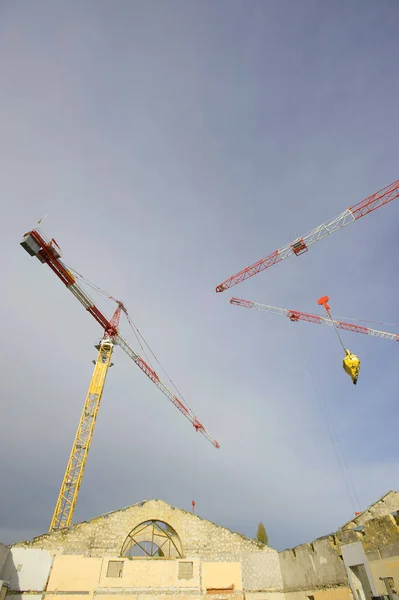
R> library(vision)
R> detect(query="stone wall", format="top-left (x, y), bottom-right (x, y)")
top-left (10, 494), bottom-right (399, 599)
top-left (341, 490), bottom-right (399, 530)
top-left (278, 509), bottom-right (399, 598)
top-left (240, 552), bottom-right (283, 592)
top-left (341, 513), bottom-right (399, 598)
top-left (14, 499), bottom-right (274, 561)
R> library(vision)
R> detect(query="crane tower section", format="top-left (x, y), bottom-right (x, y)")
top-left (50, 338), bottom-right (114, 531)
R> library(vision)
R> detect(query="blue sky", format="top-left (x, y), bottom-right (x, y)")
top-left (0, 0), bottom-right (398, 551)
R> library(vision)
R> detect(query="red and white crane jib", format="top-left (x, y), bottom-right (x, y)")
top-left (230, 297), bottom-right (399, 343)
top-left (115, 333), bottom-right (220, 448)
top-left (216, 179), bottom-right (399, 293)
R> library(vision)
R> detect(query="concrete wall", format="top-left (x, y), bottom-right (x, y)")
top-left (2, 547), bottom-right (53, 592)
top-left (279, 537), bottom-right (348, 593)
top-left (341, 541), bottom-right (377, 599)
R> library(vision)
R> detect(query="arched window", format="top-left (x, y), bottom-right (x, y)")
top-left (121, 520), bottom-right (183, 557)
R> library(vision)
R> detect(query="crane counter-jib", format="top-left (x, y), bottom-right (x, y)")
top-left (21, 229), bottom-right (115, 334)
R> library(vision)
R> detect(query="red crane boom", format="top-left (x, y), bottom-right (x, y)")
top-left (21, 228), bottom-right (220, 449)
top-left (230, 297), bottom-right (399, 343)
top-left (216, 179), bottom-right (399, 292)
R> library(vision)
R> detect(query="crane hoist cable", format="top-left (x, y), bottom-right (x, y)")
top-left (317, 296), bottom-right (347, 353)
top-left (294, 326), bottom-right (361, 513)
top-left (317, 296), bottom-right (361, 385)
top-left (331, 316), bottom-right (399, 328)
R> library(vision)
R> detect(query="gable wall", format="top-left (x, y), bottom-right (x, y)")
top-left (13, 500), bottom-right (274, 561)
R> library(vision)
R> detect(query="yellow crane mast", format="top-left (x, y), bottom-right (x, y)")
top-left (50, 338), bottom-right (114, 531)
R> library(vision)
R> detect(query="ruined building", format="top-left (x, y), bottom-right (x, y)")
top-left (0, 491), bottom-right (398, 600)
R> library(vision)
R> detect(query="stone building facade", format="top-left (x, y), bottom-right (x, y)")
top-left (0, 492), bottom-right (398, 600)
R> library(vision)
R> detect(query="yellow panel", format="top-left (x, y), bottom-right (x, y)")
top-left (314, 589), bottom-right (352, 600)
top-left (201, 562), bottom-right (242, 591)
top-left (47, 554), bottom-right (102, 591)
top-left (369, 557), bottom-right (399, 596)
top-left (96, 596), bottom-right (201, 600)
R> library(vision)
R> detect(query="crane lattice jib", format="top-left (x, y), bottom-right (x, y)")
top-left (216, 179), bottom-right (399, 292)
top-left (230, 298), bottom-right (399, 343)
top-left (116, 333), bottom-right (219, 448)
top-left (21, 228), bottom-right (219, 448)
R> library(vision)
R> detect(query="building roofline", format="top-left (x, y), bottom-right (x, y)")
top-left (340, 490), bottom-right (397, 529)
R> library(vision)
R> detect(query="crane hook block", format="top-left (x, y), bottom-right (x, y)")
top-left (343, 350), bottom-right (360, 385)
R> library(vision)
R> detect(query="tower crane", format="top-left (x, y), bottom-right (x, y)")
top-left (21, 227), bottom-right (219, 532)
top-left (230, 296), bottom-right (399, 383)
top-left (216, 179), bottom-right (399, 293)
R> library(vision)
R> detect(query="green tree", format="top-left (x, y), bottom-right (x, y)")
top-left (157, 546), bottom-right (165, 557)
top-left (256, 522), bottom-right (268, 545)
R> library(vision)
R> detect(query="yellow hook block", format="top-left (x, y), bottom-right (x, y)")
top-left (343, 350), bottom-right (360, 385)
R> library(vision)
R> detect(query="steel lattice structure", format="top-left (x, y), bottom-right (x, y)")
top-left (216, 179), bottom-right (399, 292)
top-left (121, 520), bottom-right (183, 557)
top-left (50, 338), bottom-right (115, 530)
top-left (230, 297), bottom-right (399, 343)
